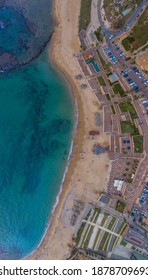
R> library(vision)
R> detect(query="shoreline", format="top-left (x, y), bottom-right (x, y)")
top-left (28, 0), bottom-right (109, 260)
top-left (27, 0), bottom-right (85, 260)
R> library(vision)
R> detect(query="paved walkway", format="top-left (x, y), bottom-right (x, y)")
top-left (83, 219), bottom-right (120, 237)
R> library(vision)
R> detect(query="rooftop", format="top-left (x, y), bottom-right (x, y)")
top-left (109, 73), bottom-right (119, 83)
top-left (114, 180), bottom-right (124, 191)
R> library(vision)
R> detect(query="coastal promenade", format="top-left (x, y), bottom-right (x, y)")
top-left (73, 0), bottom-right (148, 259)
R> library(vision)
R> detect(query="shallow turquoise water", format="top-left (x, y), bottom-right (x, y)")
top-left (0, 0), bottom-right (75, 260)
top-left (0, 37), bottom-right (74, 259)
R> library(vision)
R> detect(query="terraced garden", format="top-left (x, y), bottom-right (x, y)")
top-left (133, 135), bottom-right (143, 153)
top-left (119, 101), bottom-right (138, 120)
top-left (113, 83), bottom-right (126, 97)
top-left (120, 121), bottom-right (139, 136)
top-left (76, 207), bottom-right (127, 256)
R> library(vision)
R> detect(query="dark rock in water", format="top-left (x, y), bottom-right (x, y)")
top-left (0, 52), bottom-right (18, 72)
top-left (0, 0), bottom-right (53, 73)
top-left (49, 119), bottom-right (71, 134)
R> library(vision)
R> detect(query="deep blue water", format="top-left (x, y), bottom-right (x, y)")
top-left (0, 1), bottom-right (74, 259)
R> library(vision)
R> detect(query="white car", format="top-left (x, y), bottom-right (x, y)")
top-left (142, 100), bottom-right (148, 104)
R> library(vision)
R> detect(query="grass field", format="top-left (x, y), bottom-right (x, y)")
top-left (122, 37), bottom-right (132, 51)
top-left (104, 233), bottom-right (111, 252)
top-left (99, 232), bottom-right (109, 251)
top-left (98, 76), bottom-right (106, 86)
top-left (116, 201), bottom-right (126, 213)
top-left (76, 222), bottom-right (85, 244)
top-left (108, 217), bottom-right (116, 230)
top-left (110, 105), bottom-right (116, 114)
top-left (117, 222), bottom-right (126, 235)
top-left (113, 83), bottom-right (126, 97)
top-left (96, 50), bottom-right (109, 70)
top-left (122, 6), bottom-right (148, 51)
top-left (119, 102), bottom-right (138, 120)
top-left (79, 0), bottom-right (92, 31)
top-left (106, 94), bottom-right (111, 101)
top-left (93, 208), bottom-right (101, 223)
top-left (83, 225), bottom-right (94, 248)
top-left (100, 213), bottom-right (109, 227)
top-left (94, 27), bottom-right (103, 42)
top-left (93, 229), bottom-right (101, 250)
top-left (133, 135), bottom-right (143, 153)
top-left (120, 121), bottom-right (139, 136)
top-left (120, 240), bottom-right (127, 247)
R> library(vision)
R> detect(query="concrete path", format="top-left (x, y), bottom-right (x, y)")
top-left (83, 219), bottom-right (120, 237)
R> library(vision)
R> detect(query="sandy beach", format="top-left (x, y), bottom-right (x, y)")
top-left (28, 0), bottom-right (109, 260)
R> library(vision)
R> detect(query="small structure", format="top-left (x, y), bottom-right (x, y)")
top-left (83, 52), bottom-right (94, 61)
top-left (114, 180), bottom-right (126, 195)
top-left (89, 130), bottom-right (100, 136)
top-left (98, 194), bottom-right (110, 205)
top-left (122, 8), bottom-right (132, 17)
top-left (114, 180), bottom-right (124, 191)
top-left (109, 73), bottom-right (119, 83)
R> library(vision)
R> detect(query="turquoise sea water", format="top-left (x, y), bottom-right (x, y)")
top-left (0, 2), bottom-right (74, 259)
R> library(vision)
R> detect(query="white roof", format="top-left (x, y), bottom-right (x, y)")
top-left (114, 180), bottom-right (124, 191)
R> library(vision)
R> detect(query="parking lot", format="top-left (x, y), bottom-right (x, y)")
top-left (139, 183), bottom-right (148, 207)
top-left (130, 182), bottom-right (148, 225)
top-left (121, 66), bottom-right (148, 93)
top-left (107, 41), bottom-right (148, 92)
top-left (103, 46), bottom-right (117, 65)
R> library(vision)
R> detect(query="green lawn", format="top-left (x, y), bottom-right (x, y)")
top-left (108, 217), bottom-right (116, 230)
top-left (133, 135), bottom-right (143, 153)
top-left (99, 232), bottom-right (109, 251)
top-left (120, 240), bottom-right (127, 247)
top-left (110, 105), bottom-right (116, 114)
top-left (98, 76), bottom-right (106, 86)
top-left (121, 37), bottom-right (132, 51)
top-left (76, 222), bottom-right (85, 244)
top-left (100, 213), bottom-right (109, 226)
top-left (117, 222), bottom-right (126, 234)
top-left (94, 27), bottom-right (103, 42)
top-left (113, 83), bottom-right (126, 97)
top-left (83, 226), bottom-right (94, 248)
top-left (116, 201), bottom-right (126, 213)
top-left (106, 94), bottom-right (111, 101)
top-left (119, 102), bottom-right (138, 120)
top-left (120, 121), bottom-right (139, 136)
top-left (79, 0), bottom-right (92, 31)
top-left (122, 7), bottom-right (148, 51)
top-left (93, 229), bottom-right (101, 250)
top-left (130, 6), bottom-right (148, 51)
top-left (104, 233), bottom-right (111, 252)
top-left (96, 50), bottom-right (109, 70)
top-left (93, 208), bottom-right (101, 223)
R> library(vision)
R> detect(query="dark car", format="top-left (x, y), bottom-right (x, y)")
top-left (134, 87), bottom-right (139, 92)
